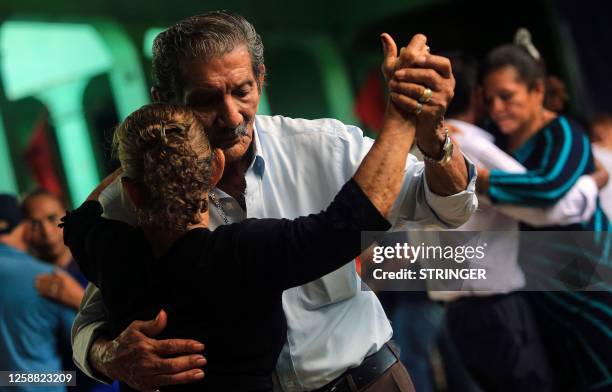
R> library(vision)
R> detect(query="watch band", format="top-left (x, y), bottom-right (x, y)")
top-left (417, 128), bottom-right (454, 166)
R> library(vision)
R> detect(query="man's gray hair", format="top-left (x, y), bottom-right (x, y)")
top-left (152, 10), bottom-right (265, 101)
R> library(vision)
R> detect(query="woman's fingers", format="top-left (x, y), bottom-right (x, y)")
top-left (388, 80), bottom-right (432, 101)
top-left (389, 93), bottom-right (423, 116)
top-left (397, 34), bottom-right (429, 67)
top-left (418, 54), bottom-right (452, 79)
top-left (393, 68), bottom-right (443, 90)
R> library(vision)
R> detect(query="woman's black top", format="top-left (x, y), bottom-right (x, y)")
top-left (62, 179), bottom-right (390, 392)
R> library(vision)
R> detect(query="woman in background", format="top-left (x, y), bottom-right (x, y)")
top-left (477, 41), bottom-right (612, 391)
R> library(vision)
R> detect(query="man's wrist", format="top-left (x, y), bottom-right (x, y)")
top-left (417, 138), bottom-right (445, 160)
top-left (416, 118), bottom-right (447, 159)
top-left (89, 337), bottom-right (115, 382)
top-left (383, 99), bottom-right (415, 129)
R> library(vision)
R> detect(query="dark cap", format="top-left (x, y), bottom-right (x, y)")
top-left (0, 194), bottom-right (23, 235)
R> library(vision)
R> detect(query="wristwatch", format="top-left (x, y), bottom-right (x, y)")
top-left (417, 128), bottom-right (454, 166)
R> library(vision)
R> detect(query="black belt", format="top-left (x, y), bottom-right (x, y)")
top-left (312, 342), bottom-right (399, 392)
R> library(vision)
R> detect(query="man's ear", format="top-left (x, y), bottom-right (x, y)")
top-left (210, 148), bottom-right (226, 188)
top-left (121, 177), bottom-right (143, 209)
top-left (257, 64), bottom-right (266, 93)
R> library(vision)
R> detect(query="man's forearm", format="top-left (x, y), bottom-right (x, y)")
top-left (71, 284), bottom-right (112, 381)
top-left (354, 103), bottom-right (415, 216)
top-left (424, 143), bottom-right (469, 196)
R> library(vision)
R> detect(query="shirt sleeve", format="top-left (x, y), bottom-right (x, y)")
top-left (489, 175), bottom-right (599, 226)
top-left (340, 124), bottom-right (478, 230)
top-left (420, 159), bottom-right (478, 228)
top-left (208, 179), bottom-right (390, 290)
top-left (453, 129), bottom-right (527, 173)
top-left (71, 284), bottom-right (113, 383)
top-left (488, 117), bottom-right (593, 206)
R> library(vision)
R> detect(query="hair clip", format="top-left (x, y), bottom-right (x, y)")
top-left (514, 27), bottom-right (541, 61)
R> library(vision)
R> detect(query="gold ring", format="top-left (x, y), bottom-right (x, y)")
top-left (418, 88), bottom-right (432, 104)
top-left (414, 103), bottom-right (423, 115)
top-left (50, 282), bottom-right (59, 295)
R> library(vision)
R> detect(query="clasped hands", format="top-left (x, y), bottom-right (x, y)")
top-left (381, 33), bottom-right (455, 159)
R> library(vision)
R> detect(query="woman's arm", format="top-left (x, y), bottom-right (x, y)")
top-left (210, 179), bottom-right (390, 290)
top-left (486, 117), bottom-right (593, 206)
top-left (483, 175), bottom-right (599, 226)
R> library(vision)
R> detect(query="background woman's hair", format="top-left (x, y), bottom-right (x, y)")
top-left (112, 103), bottom-right (212, 231)
top-left (480, 43), bottom-right (546, 89)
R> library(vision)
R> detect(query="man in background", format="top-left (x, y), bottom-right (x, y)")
top-left (22, 190), bottom-right (115, 392)
top-left (0, 194), bottom-right (75, 392)
top-left (23, 190), bottom-right (86, 309)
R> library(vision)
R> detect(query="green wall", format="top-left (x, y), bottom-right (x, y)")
top-left (0, 0), bottom-right (580, 206)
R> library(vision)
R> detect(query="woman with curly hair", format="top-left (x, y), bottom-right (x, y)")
top-left (61, 102), bottom-right (417, 392)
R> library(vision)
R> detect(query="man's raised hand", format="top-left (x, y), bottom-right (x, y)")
top-left (383, 33), bottom-right (456, 158)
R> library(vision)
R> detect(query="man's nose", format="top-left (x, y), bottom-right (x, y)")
top-left (216, 96), bottom-right (243, 129)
